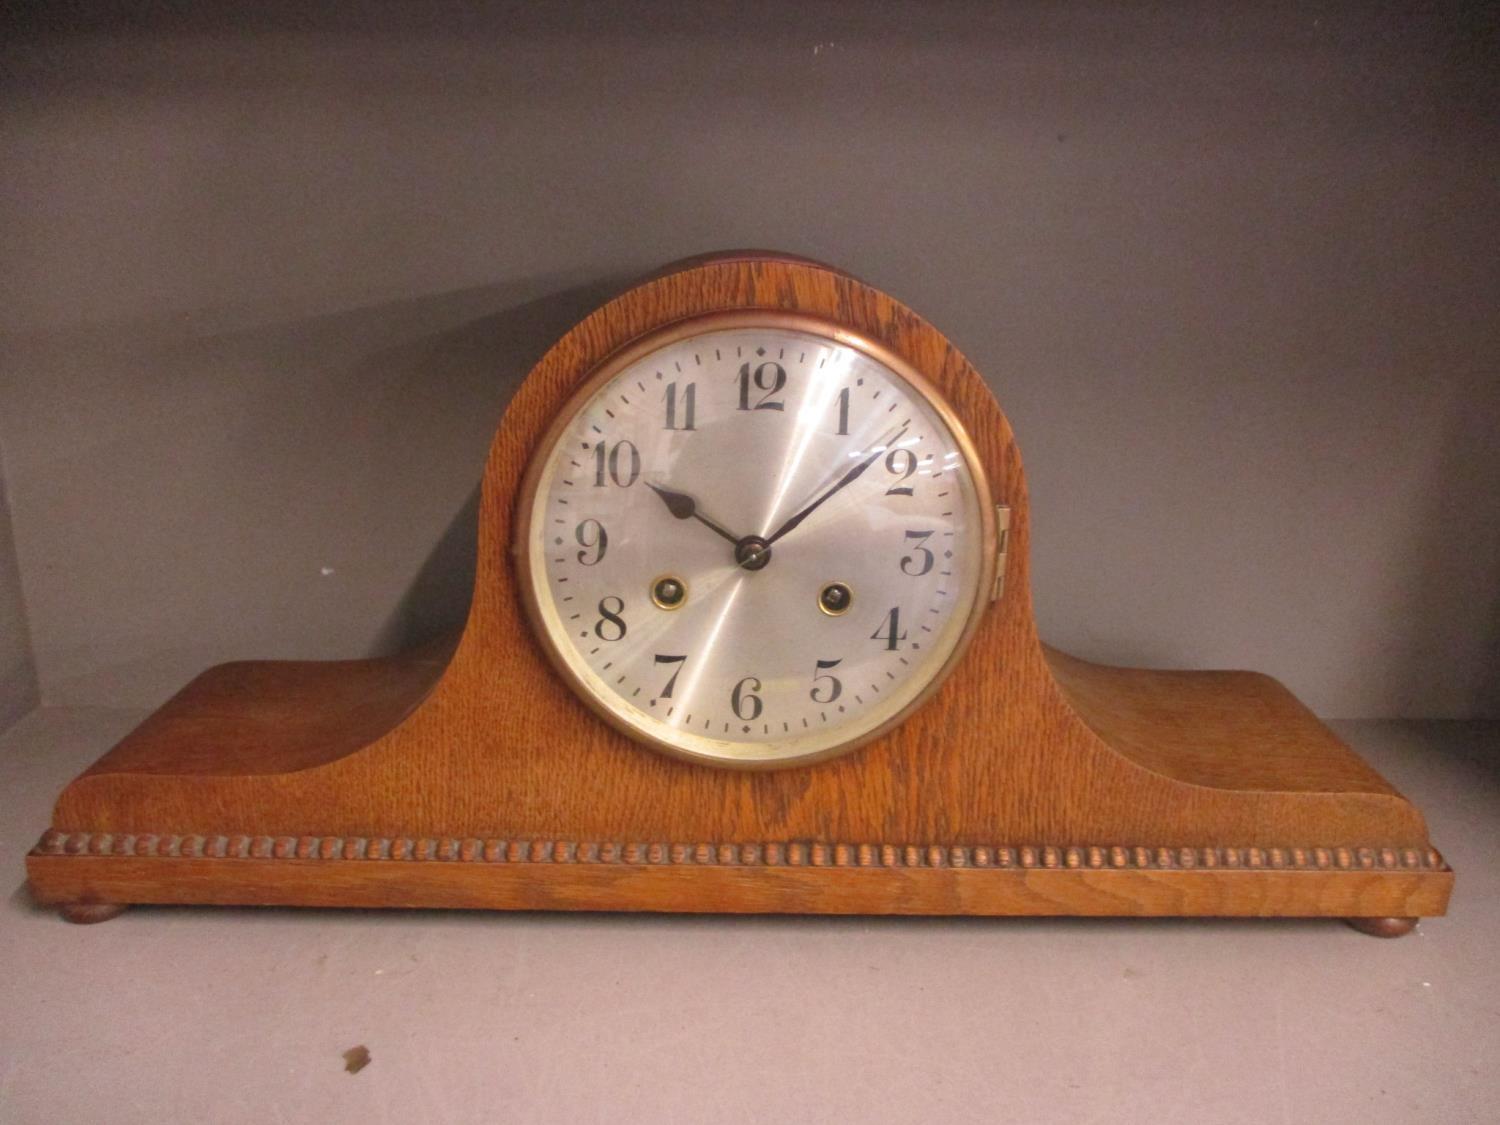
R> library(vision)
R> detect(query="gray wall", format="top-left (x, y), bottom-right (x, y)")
top-left (1, 3), bottom-right (1496, 718)
top-left (0, 441), bottom-right (40, 730)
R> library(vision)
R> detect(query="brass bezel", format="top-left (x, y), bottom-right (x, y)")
top-left (514, 310), bottom-right (998, 770)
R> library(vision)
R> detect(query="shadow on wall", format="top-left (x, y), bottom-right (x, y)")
top-left (1380, 376), bottom-right (1500, 720)
top-left (357, 276), bottom-right (635, 656)
top-left (1487, 590), bottom-right (1500, 720)
top-left (375, 481), bottom-right (479, 656)
top-left (0, 273), bottom-right (633, 708)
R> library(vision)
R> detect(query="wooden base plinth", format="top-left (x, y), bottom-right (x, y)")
top-left (27, 835), bottom-right (1452, 923)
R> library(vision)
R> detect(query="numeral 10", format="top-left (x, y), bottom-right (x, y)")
top-left (592, 441), bottom-right (640, 487)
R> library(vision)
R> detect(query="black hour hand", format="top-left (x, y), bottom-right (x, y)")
top-left (647, 483), bottom-right (741, 546)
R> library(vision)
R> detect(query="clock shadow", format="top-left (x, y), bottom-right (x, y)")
top-left (363, 274), bottom-right (635, 656)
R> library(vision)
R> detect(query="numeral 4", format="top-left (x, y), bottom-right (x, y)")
top-left (871, 607), bottom-right (907, 651)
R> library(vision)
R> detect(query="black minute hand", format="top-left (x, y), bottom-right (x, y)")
top-left (646, 482), bottom-right (742, 546)
top-left (763, 427), bottom-right (909, 547)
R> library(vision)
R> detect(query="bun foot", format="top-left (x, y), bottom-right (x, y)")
top-left (58, 903), bottom-right (128, 925)
top-left (1345, 916), bottom-right (1417, 938)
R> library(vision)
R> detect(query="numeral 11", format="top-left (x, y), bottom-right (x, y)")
top-left (664, 382), bottom-right (696, 431)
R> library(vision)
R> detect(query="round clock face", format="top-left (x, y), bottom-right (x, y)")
top-left (517, 311), bottom-right (995, 767)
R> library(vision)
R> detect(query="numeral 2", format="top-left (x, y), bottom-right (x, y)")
top-left (884, 448), bottom-right (917, 496)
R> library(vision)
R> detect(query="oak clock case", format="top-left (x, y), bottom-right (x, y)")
top-left (25, 251), bottom-right (1452, 935)
top-left (515, 312), bottom-right (997, 768)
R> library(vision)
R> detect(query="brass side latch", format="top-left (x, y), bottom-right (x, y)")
top-left (992, 504), bottom-right (1010, 601)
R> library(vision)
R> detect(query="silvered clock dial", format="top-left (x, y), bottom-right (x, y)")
top-left (517, 311), bottom-right (997, 767)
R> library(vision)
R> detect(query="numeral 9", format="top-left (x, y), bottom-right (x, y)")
top-left (575, 519), bottom-right (608, 566)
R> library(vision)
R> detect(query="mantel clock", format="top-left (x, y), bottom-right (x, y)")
top-left (26, 252), bottom-right (1452, 936)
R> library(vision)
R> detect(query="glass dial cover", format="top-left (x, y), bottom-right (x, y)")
top-left (518, 313), bottom-right (995, 767)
